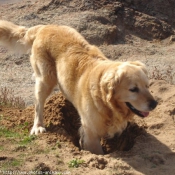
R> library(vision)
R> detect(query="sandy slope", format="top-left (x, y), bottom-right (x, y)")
top-left (0, 0), bottom-right (23, 4)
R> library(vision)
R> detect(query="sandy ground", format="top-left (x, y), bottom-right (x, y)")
top-left (0, 0), bottom-right (23, 4)
top-left (0, 0), bottom-right (175, 174)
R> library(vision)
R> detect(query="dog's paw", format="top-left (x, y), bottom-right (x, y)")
top-left (30, 125), bottom-right (46, 135)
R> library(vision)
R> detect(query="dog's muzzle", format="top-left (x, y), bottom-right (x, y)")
top-left (125, 100), bottom-right (158, 118)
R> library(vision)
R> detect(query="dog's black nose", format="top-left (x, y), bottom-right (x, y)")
top-left (149, 100), bottom-right (158, 110)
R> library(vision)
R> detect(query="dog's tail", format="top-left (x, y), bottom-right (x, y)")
top-left (0, 20), bottom-right (43, 55)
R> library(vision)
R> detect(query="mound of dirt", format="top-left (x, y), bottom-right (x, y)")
top-left (0, 92), bottom-right (146, 154)
top-left (36, 0), bottom-right (174, 41)
top-left (43, 93), bottom-right (81, 147)
top-left (44, 93), bottom-right (147, 154)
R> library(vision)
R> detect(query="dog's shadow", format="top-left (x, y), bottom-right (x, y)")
top-left (44, 93), bottom-right (175, 175)
top-left (107, 123), bottom-right (175, 175)
top-left (109, 128), bottom-right (175, 175)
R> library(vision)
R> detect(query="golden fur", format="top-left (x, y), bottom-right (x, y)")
top-left (0, 20), bottom-right (157, 154)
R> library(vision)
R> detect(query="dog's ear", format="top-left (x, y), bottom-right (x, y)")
top-left (101, 70), bottom-right (123, 102)
top-left (129, 61), bottom-right (148, 75)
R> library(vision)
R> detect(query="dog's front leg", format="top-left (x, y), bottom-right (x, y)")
top-left (79, 126), bottom-right (104, 155)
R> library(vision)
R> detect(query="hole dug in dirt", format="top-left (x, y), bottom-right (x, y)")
top-left (0, 156), bottom-right (7, 161)
top-left (43, 92), bottom-right (145, 154)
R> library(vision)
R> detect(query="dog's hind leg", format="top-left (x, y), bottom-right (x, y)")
top-left (30, 54), bottom-right (57, 135)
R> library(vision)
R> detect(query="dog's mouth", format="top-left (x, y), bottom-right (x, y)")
top-left (125, 102), bottom-right (149, 118)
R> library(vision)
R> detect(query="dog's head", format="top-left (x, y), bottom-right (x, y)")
top-left (101, 61), bottom-right (157, 117)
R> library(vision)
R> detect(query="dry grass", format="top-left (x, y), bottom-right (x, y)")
top-left (0, 87), bottom-right (26, 109)
top-left (149, 65), bottom-right (174, 84)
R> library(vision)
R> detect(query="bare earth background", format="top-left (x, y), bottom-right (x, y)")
top-left (0, 0), bottom-right (23, 4)
top-left (0, 0), bottom-right (175, 174)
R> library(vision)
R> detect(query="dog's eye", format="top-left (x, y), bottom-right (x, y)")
top-left (129, 87), bottom-right (139, 92)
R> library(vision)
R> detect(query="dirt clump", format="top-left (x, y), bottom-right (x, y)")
top-left (43, 93), bottom-right (146, 154)
top-left (0, 92), bottom-right (145, 154)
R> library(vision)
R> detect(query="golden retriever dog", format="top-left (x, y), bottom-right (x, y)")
top-left (0, 20), bottom-right (157, 154)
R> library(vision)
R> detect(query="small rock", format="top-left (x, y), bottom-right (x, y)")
top-left (169, 35), bottom-right (175, 42)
